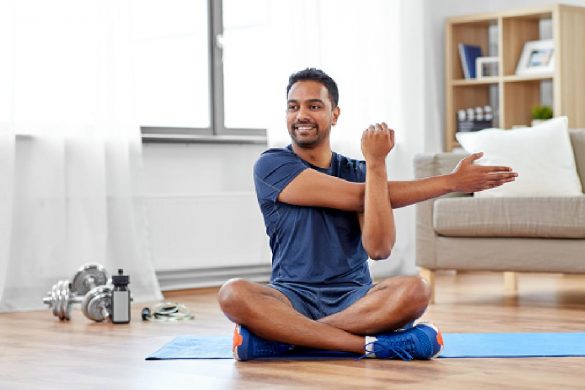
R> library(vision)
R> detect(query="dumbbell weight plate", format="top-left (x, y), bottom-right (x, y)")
top-left (71, 264), bottom-right (109, 296)
top-left (82, 285), bottom-right (112, 322)
top-left (57, 280), bottom-right (68, 320)
top-left (58, 280), bottom-right (79, 320)
top-left (49, 282), bottom-right (61, 318)
top-left (62, 281), bottom-right (83, 320)
top-left (43, 280), bottom-right (68, 319)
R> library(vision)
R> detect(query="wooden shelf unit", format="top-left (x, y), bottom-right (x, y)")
top-left (445, 4), bottom-right (585, 151)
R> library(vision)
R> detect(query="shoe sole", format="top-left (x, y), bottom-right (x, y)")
top-left (233, 324), bottom-right (246, 361)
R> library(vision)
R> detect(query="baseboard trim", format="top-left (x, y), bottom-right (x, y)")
top-left (156, 264), bottom-right (272, 291)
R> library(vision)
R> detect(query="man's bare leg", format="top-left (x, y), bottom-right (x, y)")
top-left (218, 278), bottom-right (366, 354)
top-left (217, 275), bottom-right (430, 353)
top-left (318, 275), bottom-right (431, 335)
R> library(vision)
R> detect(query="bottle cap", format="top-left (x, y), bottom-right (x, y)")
top-left (112, 268), bottom-right (130, 287)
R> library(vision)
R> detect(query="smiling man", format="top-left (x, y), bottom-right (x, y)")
top-left (218, 68), bottom-right (517, 361)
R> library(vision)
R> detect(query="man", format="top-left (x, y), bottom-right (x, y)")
top-left (218, 68), bottom-right (517, 361)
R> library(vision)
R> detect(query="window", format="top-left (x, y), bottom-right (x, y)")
top-left (133, 0), bottom-right (267, 141)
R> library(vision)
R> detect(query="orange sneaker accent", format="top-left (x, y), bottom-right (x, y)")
top-left (436, 330), bottom-right (444, 346)
top-left (233, 325), bottom-right (243, 350)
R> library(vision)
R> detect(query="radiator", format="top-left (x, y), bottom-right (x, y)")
top-left (144, 192), bottom-right (272, 289)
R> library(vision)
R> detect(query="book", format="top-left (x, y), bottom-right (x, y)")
top-left (458, 43), bottom-right (482, 79)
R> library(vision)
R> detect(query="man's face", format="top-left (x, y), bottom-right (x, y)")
top-left (286, 80), bottom-right (340, 148)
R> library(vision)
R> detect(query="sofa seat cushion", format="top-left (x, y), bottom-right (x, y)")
top-left (433, 196), bottom-right (585, 238)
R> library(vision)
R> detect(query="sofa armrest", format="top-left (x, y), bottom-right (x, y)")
top-left (413, 152), bottom-right (470, 269)
top-left (414, 152), bottom-right (468, 178)
top-left (570, 129), bottom-right (585, 187)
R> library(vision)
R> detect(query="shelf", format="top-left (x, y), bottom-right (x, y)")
top-left (451, 74), bottom-right (553, 86)
top-left (502, 74), bottom-right (553, 82)
top-left (444, 4), bottom-right (585, 151)
top-left (451, 77), bottom-right (499, 86)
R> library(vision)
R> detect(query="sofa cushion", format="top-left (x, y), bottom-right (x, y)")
top-left (455, 117), bottom-right (583, 197)
top-left (433, 196), bottom-right (585, 238)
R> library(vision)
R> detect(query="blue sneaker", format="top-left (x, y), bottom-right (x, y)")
top-left (233, 324), bottom-right (295, 361)
top-left (364, 323), bottom-right (444, 361)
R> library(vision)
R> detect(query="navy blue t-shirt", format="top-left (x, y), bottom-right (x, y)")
top-left (253, 145), bottom-right (371, 287)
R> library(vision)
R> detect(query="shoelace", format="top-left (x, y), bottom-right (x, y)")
top-left (361, 335), bottom-right (416, 361)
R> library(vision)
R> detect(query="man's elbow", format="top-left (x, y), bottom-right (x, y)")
top-left (362, 229), bottom-right (396, 260)
top-left (366, 243), bottom-right (394, 260)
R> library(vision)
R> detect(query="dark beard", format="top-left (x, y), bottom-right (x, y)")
top-left (290, 124), bottom-right (321, 148)
top-left (291, 134), bottom-right (321, 149)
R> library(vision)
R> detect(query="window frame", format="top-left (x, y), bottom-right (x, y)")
top-left (141, 0), bottom-right (267, 144)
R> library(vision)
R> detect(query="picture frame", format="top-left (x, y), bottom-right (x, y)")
top-left (476, 57), bottom-right (499, 78)
top-left (515, 39), bottom-right (555, 75)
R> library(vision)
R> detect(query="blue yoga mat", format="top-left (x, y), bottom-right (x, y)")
top-left (441, 333), bottom-right (585, 358)
top-left (146, 335), bottom-right (357, 360)
top-left (146, 333), bottom-right (585, 360)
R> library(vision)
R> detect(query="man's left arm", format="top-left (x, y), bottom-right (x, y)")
top-left (387, 152), bottom-right (518, 208)
top-left (359, 123), bottom-right (396, 260)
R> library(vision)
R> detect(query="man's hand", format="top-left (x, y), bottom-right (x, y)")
top-left (361, 122), bottom-right (394, 162)
top-left (449, 152), bottom-right (518, 193)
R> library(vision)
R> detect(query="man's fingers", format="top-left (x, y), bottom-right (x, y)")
top-left (365, 122), bottom-right (393, 133)
top-left (466, 152), bottom-right (484, 162)
top-left (487, 177), bottom-right (516, 186)
top-left (483, 177), bottom-right (512, 189)
top-left (484, 173), bottom-right (518, 186)
top-left (485, 173), bottom-right (518, 182)
top-left (485, 177), bottom-right (514, 189)
top-left (489, 166), bottom-right (514, 172)
top-left (478, 165), bottom-right (515, 173)
top-left (486, 171), bottom-right (518, 179)
top-left (375, 123), bottom-right (389, 132)
top-left (486, 170), bottom-right (517, 176)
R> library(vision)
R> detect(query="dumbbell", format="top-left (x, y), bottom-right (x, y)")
top-left (43, 283), bottom-right (113, 322)
top-left (43, 264), bottom-right (109, 321)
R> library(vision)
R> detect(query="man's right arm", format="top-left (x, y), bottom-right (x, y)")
top-left (278, 169), bottom-right (365, 212)
top-left (277, 153), bottom-right (517, 211)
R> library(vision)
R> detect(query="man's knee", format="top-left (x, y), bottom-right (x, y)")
top-left (217, 278), bottom-right (251, 315)
top-left (400, 276), bottom-right (431, 314)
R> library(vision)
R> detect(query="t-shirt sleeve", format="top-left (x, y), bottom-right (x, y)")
top-left (254, 149), bottom-right (308, 203)
top-left (355, 160), bottom-right (366, 183)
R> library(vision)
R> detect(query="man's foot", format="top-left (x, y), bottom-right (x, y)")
top-left (364, 323), bottom-right (444, 361)
top-left (232, 324), bottom-right (295, 361)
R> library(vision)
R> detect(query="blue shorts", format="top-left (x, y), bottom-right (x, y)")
top-left (269, 282), bottom-right (373, 320)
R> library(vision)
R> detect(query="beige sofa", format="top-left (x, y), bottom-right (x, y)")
top-left (415, 129), bottom-right (585, 302)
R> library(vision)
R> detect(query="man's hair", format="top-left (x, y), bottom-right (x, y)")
top-left (286, 68), bottom-right (339, 108)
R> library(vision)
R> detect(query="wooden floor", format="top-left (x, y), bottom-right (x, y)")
top-left (1, 272), bottom-right (585, 389)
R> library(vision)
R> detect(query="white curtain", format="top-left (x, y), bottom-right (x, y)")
top-left (264, 0), bottom-right (441, 276)
top-left (0, 0), bottom-right (162, 311)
